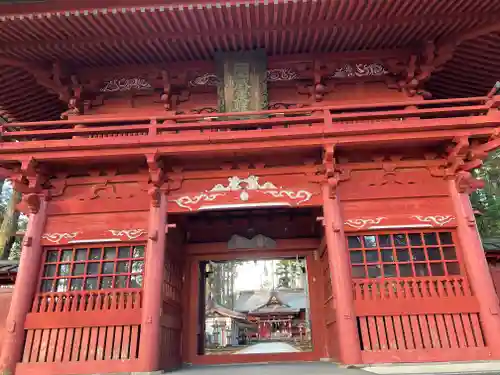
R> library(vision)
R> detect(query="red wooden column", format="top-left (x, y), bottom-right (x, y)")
top-left (322, 183), bottom-right (362, 364)
top-left (139, 190), bottom-right (167, 371)
top-left (449, 178), bottom-right (500, 355)
top-left (0, 198), bottom-right (47, 374)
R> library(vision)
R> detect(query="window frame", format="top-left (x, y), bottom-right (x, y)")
top-left (38, 243), bottom-right (146, 294)
top-left (346, 230), bottom-right (464, 280)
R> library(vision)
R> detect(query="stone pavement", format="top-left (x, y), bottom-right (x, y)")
top-left (175, 363), bottom-right (370, 375)
top-left (235, 342), bottom-right (300, 354)
top-left (174, 362), bottom-right (498, 375)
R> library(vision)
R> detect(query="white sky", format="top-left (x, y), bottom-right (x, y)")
top-left (234, 260), bottom-right (275, 291)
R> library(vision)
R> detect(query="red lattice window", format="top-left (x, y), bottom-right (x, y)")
top-left (40, 244), bottom-right (145, 293)
top-left (347, 231), bottom-right (461, 279)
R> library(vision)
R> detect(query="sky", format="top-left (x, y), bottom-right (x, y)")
top-left (234, 260), bottom-right (276, 291)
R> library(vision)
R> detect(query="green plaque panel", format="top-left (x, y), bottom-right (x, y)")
top-left (216, 50), bottom-right (268, 114)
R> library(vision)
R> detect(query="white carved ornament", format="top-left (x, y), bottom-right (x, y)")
top-left (108, 229), bottom-right (147, 240)
top-left (266, 68), bottom-right (300, 82)
top-left (42, 232), bottom-right (79, 244)
top-left (344, 217), bottom-right (387, 230)
top-left (331, 63), bottom-right (388, 79)
top-left (100, 78), bottom-right (152, 92)
top-left (172, 175), bottom-right (312, 211)
top-left (412, 215), bottom-right (455, 227)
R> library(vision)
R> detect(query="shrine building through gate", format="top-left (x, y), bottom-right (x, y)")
top-left (1, 0), bottom-right (500, 374)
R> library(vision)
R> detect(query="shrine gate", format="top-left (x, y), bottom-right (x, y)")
top-left (0, 0), bottom-right (500, 374)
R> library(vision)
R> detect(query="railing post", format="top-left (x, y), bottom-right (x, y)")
top-left (139, 190), bottom-right (167, 371)
top-left (148, 118), bottom-right (158, 136)
top-left (0, 197), bottom-right (47, 374)
top-left (321, 183), bottom-right (362, 364)
top-left (323, 108), bottom-right (332, 127)
top-left (449, 177), bottom-right (500, 356)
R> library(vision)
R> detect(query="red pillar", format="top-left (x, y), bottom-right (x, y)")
top-left (449, 179), bottom-right (500, 355)
top-left (0, 199), bottom-right (47, 374)
top-left (139, 192), bottom-right (167, 371)
top-left (322, 183), bottom-right (362, 364)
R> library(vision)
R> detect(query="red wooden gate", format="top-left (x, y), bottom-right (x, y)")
top-left (348, 230), bottom-right (489, 363)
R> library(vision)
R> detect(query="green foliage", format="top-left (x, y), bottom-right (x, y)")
top-left (0, 181), bottom-right (27, 260)
top-left (472, 150), bottom-right (500, 238)
top-left (275, 259), bottom-right (302, 289)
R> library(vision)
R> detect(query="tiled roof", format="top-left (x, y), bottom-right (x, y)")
top-left (234, 289), bottom-right (306, 312)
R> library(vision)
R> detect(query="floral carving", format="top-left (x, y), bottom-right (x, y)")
top-left (42, 232), bottom-right (79, 244)
top-left (108, 229), bottom-right (147, 240)
top-left (344, 217), bottom-right (387, 230)
top-left (100, 78), bottom-right (152, 92)
top-left (189, 73), bottom-right (220, 87)
top-left (266, 68), bottom-right (300, 82)
top-left (412, 215), bottom-right (455, 227)
top-left (330, 63), bottom-right (388, 79)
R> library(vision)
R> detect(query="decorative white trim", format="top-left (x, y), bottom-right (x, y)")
top-left (173, 193), bottom-right (226, 211)
top-left (199, 202), bottom-right (291, 210)
top-left (411, 215), bottom-right (455, 227)
top-left (171, 175), bottom-right (313, 211)
top-left (344, 217), bottom-right (387, 230)
top-left (262, 190), bottom-right (312, 205)
top-left (69, 239), bottom-right (121, 244)
top-left (42, 232), bottom-right (79, 244)
top-left (100, 78), bottom-right (152, 92)
top-left (108, 229), bottom-right (147, 240)
top-left (189, 73), bottom-right (219, 87)
top-left (330, 63), bottom-right (388, 79)
top-left (371, 224), bottom-right (433, 229)
top-left (266, 68), bottom-right (299, 82)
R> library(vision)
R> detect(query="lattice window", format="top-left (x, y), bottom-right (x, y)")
top-left (40, 244), bottom-right (145, 293)
top-left (347, 231), bottom-right (461, 279)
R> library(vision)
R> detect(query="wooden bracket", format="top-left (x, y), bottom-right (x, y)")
top-left (146, 153), bottom-right (165, 188)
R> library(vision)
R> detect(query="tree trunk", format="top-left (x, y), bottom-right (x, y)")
top-left (0, 189), bottom-right (21, 260)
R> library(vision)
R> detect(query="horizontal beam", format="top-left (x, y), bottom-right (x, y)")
top-left (24, 310), bottom-right (141, 329)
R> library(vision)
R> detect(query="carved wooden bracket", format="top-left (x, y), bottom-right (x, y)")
top-left (296, 60), bottom-right (335, 102)
top-left (456, 170), bottom-right (484, 195)
top-left (13, 158), bottom-right (50, 214)
top-left (384, 41), bottom-right (455, 98)
top-left (148, 187), bottom-right (161, 208)
top-left (146, 153), bottom-right (165, 187)
top-left (318, 145), bottom-right (352, 199)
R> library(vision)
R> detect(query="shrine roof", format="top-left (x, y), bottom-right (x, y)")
top-left (0, 260), bottom-right (18, 285)
top-left (234, 289), bottom-right (306, 313)
top-left (206, 298), bottom-right (250, 321)
top-left (0, 0), bottom-right (499, 120)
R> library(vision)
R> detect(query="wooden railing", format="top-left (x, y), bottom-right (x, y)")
top-left (1, 96), bottom-right (497, 143)
top-left (22, 289), bottom-right (143, 369)
top-left (30, 288), bottom-right (142, 313)
top-left (353, 276), bottom-right (472, 301)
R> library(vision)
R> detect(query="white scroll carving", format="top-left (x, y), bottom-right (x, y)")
top-left (42, 232), bottom-right (79, 244)
top-left (344, 217), bottom-right (387, 230)
top-left (100, 78), bottom-right (152, 92)
top-left (411, 215), bottom-right (455, 227)
top-left (108, 229), bottom-right (147, 240)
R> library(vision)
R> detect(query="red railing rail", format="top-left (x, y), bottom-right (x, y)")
top-left (31, 288), bottom-right (143, 313)
top-left (353, 276), bottom-right (472, 300)
top-left (1, 96), bottom-right (497, 143)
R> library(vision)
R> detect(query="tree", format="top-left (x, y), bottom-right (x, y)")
top-left (0, 181), bottom-right (26, 260)
top-left (275, 259), bottom-right (302, 289)
top-left (472, 150), bottom-right (500, 238)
